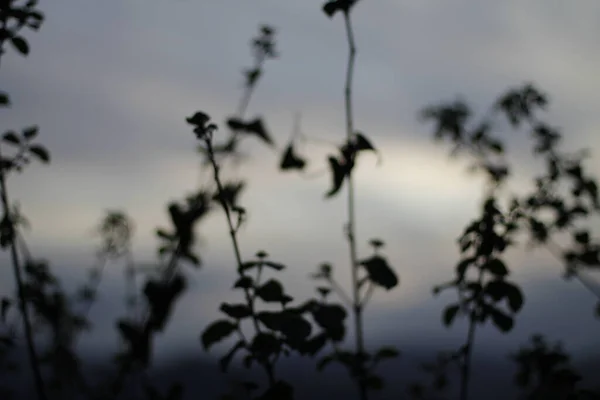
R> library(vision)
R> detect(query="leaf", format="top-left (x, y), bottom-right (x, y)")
top-left (0, 92), bottom-right (9, 107)
top-left (280, 143), bottom-right (306, 171)
top-left (311, 303), bottom-right (347, 341)
top-left (484, 280), bottom-right (524, 312)
top-left (456, 257), bottom-right (474, 281)
top-left (263, 261), bottom-right (285, 271)
top-left (219, 340), bottom-right (245, 373)
top-left (245, 118), bottom-right (274, 146)
top-left (201, 320), bottom-right (237, 350)
top-left (359, 255), bottom-right (399, 290)
top-left (22, 126), bottom-right (38, 140)
top-left (255, 279), bottom-right (287, 303)
top-left (250, 333), bottom-right (280, 358)
top-left (325, 156), bottom-right (346, 198)
top-left (10, 36), bottom-right (29, 56)
top-left (484, 258), bottom-right (509, 277)
top-left (29, 145), bottom-right (50, 163)
top-left (186, 111), bottom-right (210, 127)
top-left (233, 276), bottom-right (253, 289)
top-left (488, 306), bottom-right (514, 332)
top-left (257, 311), bottom-right (312, 342)
top-left (353, 132), bottom-right (376, 152)
top-left (240, 261), bottom-right (260, 272)
top-left (220, 303), bottom-right (252, 319)
top-left (442, 304), bottom-right (460, 327)
top-left (2, 132), bottom-right (20, 145)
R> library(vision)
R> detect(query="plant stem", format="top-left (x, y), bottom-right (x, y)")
top-left (205, 136), bottom-right (276, 386)
top-left (0, 144), bottom-right (48, 400)
top-left (342, 11), bottom-right (368, 400)
top-left (459, 267), bottom-right (484, 400)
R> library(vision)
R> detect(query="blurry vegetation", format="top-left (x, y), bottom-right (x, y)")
top-left (0, 0), bottom-right (599, 400)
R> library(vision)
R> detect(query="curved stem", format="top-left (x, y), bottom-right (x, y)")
top-left (0, 145), bottom-right (48, 400)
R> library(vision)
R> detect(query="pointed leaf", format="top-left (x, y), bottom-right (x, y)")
top-left (201, 320), bottom-right (237, 350)
top-left (29, 145), bottom-right (50, 163)
top-left (233, 276), bottom-right (253, 289)
top-left (360, 255), bottom-right (399, 290)
top-left (220, 303), bottom-right (252, 319)
top-left (280, 143), bottom-right (306, 171)
top-left (443, 304), bottom-right (460, 327)
top-left (353, 132), bottom-right (376, 152)
top-left (255, 279), bottom-right (286, 303)
top-left (10, 36), bottom-right (29, 56)
top-left (489, 306), bottom-right (514, 332)
top-left (2, 132), bottom-right (20, 145)
top-left (325, 156), bottom-right (345, 198)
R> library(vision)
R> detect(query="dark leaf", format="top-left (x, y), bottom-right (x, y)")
top-left (263, 261), bottom-right (285, 271)
top-left (325, 156), bottom-right (346, 198)
top-left (488, 306), bottom-right (514, 332)
top-left (201, 320), bottom-right (237, 350)
top-left (280, 143), bottom-right (306, 171)
top-left (233, 276), bottom-right (253, 289)
top-left (250, 333), bottom-right (280, 358)
top-left (353, 132), bottom-right (376, 152)
top-left (22, 126), bottom-right (38, 140)
top-left (186, 111), bottom-right (210, 127)
top-left (301, 333), bottom-right (328, 356)
top-left (10, 36), bottom-right (29, 56)
top-left (0, 92), bottom-right (9, 107)
top-left (245, 118), bottom-right (274, 146)
top-left (29, 145), bottom-right (50, 163)
top-left (240, 261), bottom-right (260, 272)
top-left (456, 257), bottom-right (474, 281)
top-left (360, 255), bottom-right (399, 290)
top-left (483, 258), bottom-right (509, 277)
top-left (257, 311), bottom-right (312, 341)
top-left (220, 303), bottom-right (252, 319)
top-left (442, 304), bottom-right (460, 327)
top-left (255, 279), bottom-right (287, 303)
top-left (2, 132), bottom-right (20, 145)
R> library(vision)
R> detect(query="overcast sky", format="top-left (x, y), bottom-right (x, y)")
top-left (1, 0), bottom-right (600, 363)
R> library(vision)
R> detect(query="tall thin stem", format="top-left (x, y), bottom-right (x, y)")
top-left (459, 267), bottom-right (484, 400)
top-left (0, 144), bottom-right (48, 400)
top-left (342, 11), bottom-right (368, 400)
top-left (205, 136), bottom-right (275, 386)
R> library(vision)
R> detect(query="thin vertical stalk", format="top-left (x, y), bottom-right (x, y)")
top-left (342, 11), bottom-right (368, 400)
top-left (459, 266), bottom-right (484, 400)
top-left (0, 144), bottom-right (48, 400)
top-left (205, 136), bottom-right (275, 386)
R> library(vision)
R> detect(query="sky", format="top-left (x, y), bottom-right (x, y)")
top-left (1, 0), bottom-right (600, 365)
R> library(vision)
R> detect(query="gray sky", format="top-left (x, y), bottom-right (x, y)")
top-left (1, 0), bottom-right (600, 362)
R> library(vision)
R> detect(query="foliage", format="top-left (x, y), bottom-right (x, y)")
top-left (0, 2), bottom-right (598, 400)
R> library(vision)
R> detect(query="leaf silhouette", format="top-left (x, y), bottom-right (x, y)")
top-left (233, 276), bottom-right (253, 289)
top-left (227, 117), bottom-right (274, 146)
top-left (353, 132), bottom-right (376, 152)
top-left (443, 304), bottom-right (460, 327)
top-left (11, 36), bottom-right (29, 56)
top-left (0, 92), bottom-right (9, 106)
top-left (360, 255), bottom-right (399, 290)
top-left (255, 279), bottom-right (288, 303)
top-left (29, 145), bottom-right (50, 163)
top-left (280, 143), bottom-right (306, 171)
top-left (322, 0), bottom-right (356, 18)
top-left (488, 306), bottom-right (514, 332)
top-left (201, 320), bottom-right (237, 350)
top-left (220, 303), bottom-right (252, 319)
top-left (325, 156), bottom-right (346, 198)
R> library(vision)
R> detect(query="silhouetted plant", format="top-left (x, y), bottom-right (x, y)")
top-left (422, 84), bottom-right (600, 400)
top-left (511, 334), bottom-right (600, 400)
top-left (0, 1), bottom-right (47, 399)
